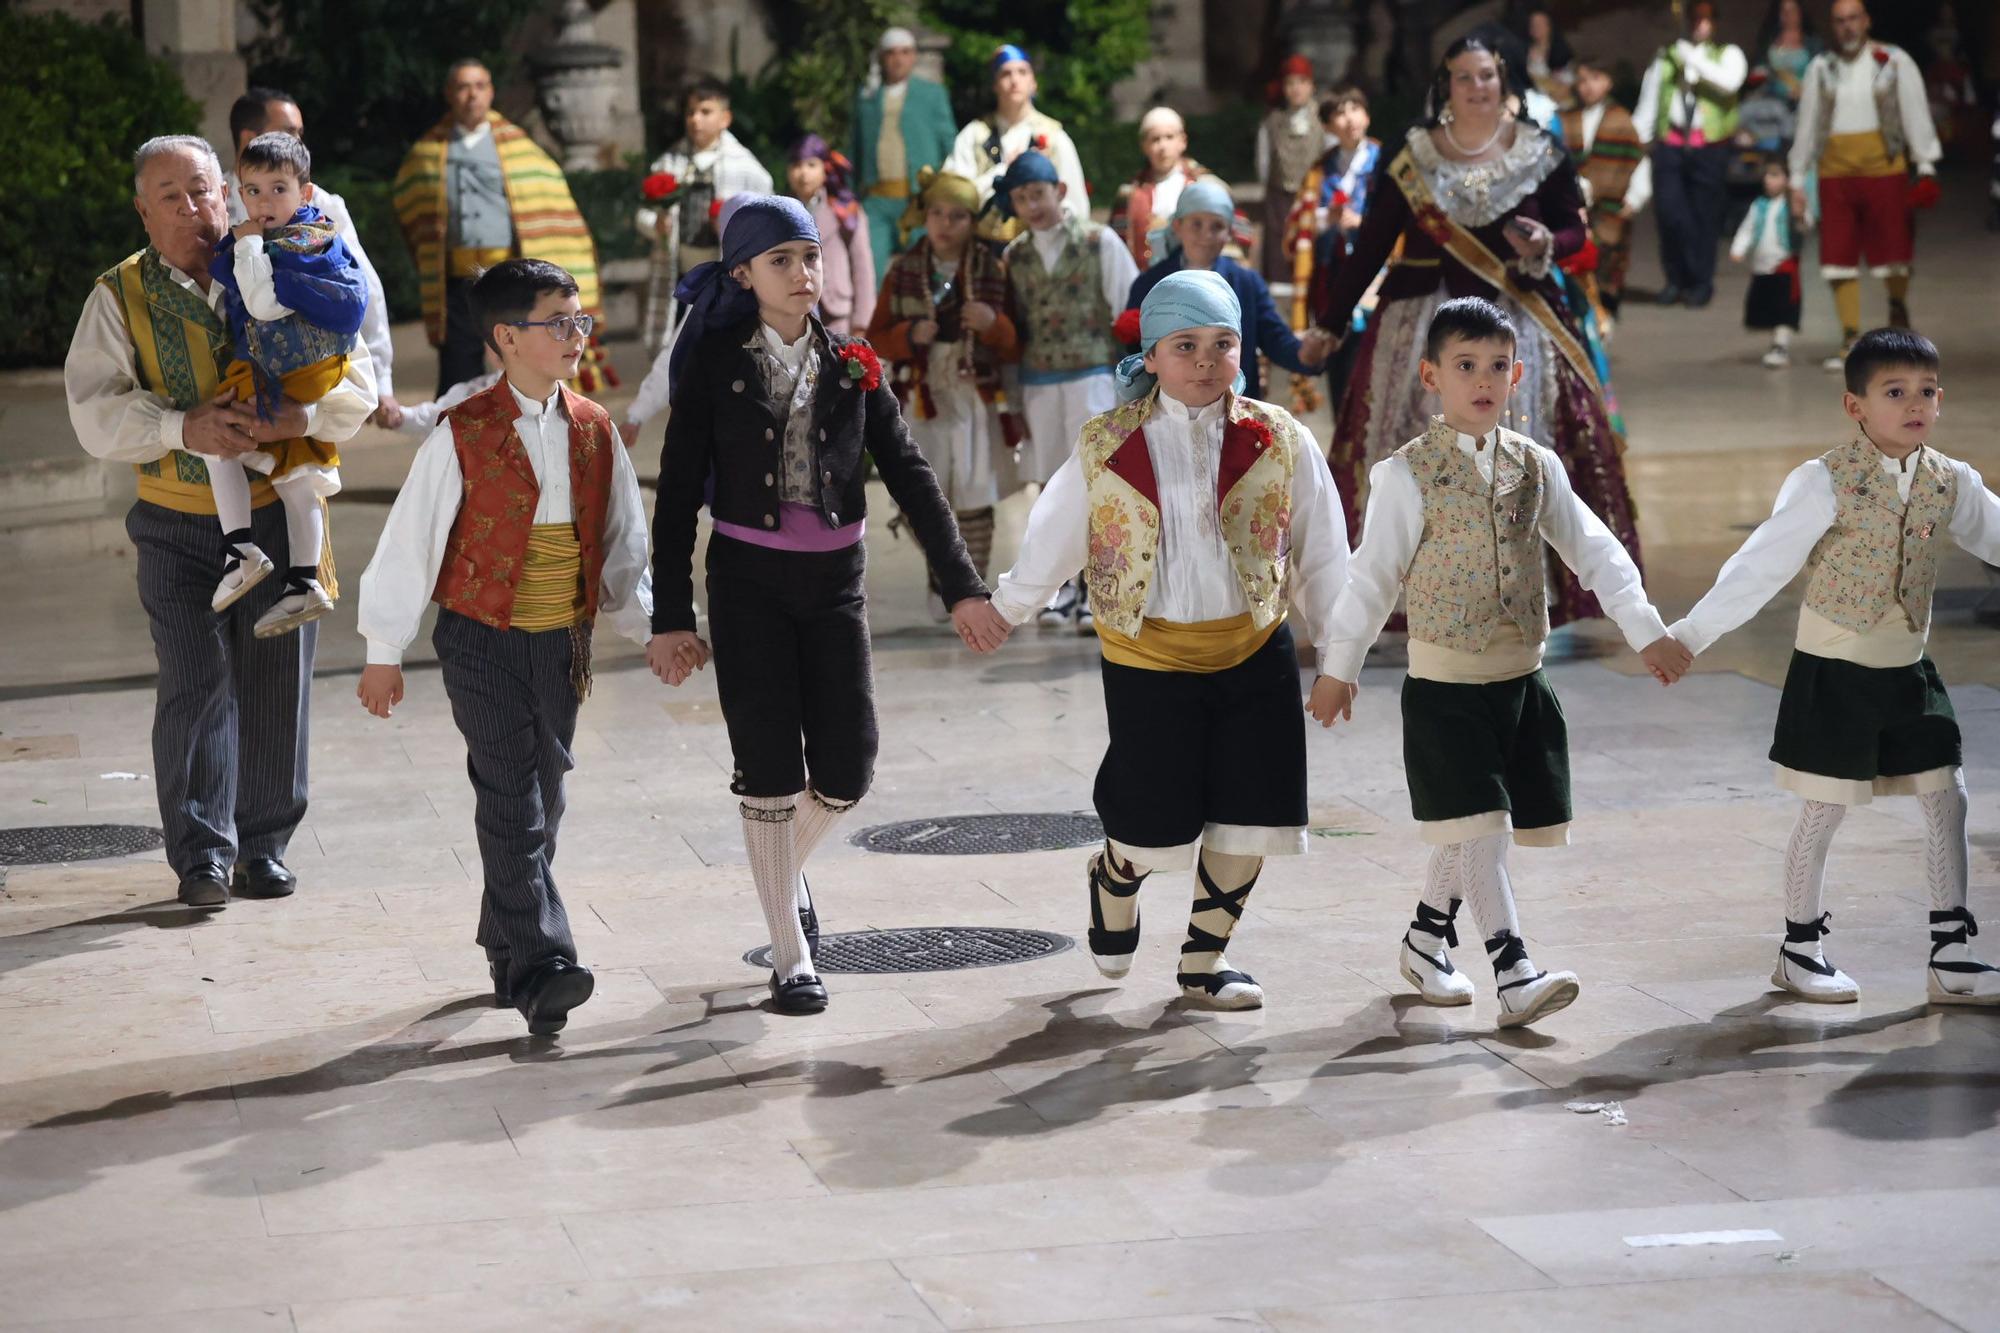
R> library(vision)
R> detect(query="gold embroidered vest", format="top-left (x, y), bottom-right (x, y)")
top-left (1399, 420), bottom-right (1549, 653)
top-left (1077, 392), bottom-right (1300, 639)
top-left (1803, 438), bottom-right (1957, 634)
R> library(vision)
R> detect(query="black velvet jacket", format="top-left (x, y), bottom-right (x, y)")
top-left (651, 315), bottom-right (986, 634)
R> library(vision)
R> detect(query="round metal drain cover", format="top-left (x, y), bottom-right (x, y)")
top-left (745, 926), bottom-right (1073, 974)
top-left (0, 824), bottom-right (166, 866)
top-left (853, 812), bottom-right (1103, 856)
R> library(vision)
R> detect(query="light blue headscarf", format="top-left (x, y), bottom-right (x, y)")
top-left (1148, 177), bottom-right (1236, 264)
top-left (1112, 269), bottom-right (1247, 404)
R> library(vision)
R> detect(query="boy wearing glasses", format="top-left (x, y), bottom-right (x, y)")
top-left (355, 259), bottom-right (654, 1036)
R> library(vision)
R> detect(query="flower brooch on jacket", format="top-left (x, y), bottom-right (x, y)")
top-left (838, 340), bottom-right (883, 391)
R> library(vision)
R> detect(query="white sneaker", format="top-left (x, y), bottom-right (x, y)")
top-left (253, 580), bottom-right (334, 638)
top-left (1179, 958), bottom-right (1264, 1010)
top-left (1771, 914), bottom-right (1859, 1003)
top-left (1761, 346), bottom-right (1790, 369)
top-left (1400, 932), bottom-right (1475, 1005)
top-left (1487, 931), bottom-right (1579, 1028)
top-left (1822, 349), bottom-right (1848, 373)
top-left (1074, 604), bottom-right (1096, 636)
top-left (1927, 908), bottom-right (2000, 1006)
top-left (212, 544), bottom-right (274, 612)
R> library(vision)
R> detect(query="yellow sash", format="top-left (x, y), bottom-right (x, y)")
top-left (218, 354), bottom-right (347, 479)
top-left (1096, 612), bottom-right (1280, 674)
top-left (511, 523), bottom-right (585, 631)
top-left (1386, 148), bottom-right (1602, 395)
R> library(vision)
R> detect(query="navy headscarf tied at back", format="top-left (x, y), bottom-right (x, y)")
top-left (665, 193), bottom-right (820, 402)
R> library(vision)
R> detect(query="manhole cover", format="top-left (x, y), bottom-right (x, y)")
top-left (853, 812), bottom-right (1103, 856)
top-left (0, 824), bottom-right (166, 866)
top-left (745, 926), bottom-right (1073, 973)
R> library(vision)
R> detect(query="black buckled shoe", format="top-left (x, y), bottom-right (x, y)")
top-left (515, 958), bottom-right (595, 1035)
top-left (232, 857), bottom-right (297, 899)
top-left (176, 864), bottom-right (230, 908)
top-left (768, 971), bottom-right (829, 1015)
top-left (799, 874), bottom-right (820, 960)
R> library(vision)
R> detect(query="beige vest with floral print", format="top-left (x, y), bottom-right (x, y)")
top-left (1398, 420), bottom-right (1549, 652)
top-left (1078, 391), bottom-right (1300, 639)
top-left (1803, 438), bottom-right (1957, 634)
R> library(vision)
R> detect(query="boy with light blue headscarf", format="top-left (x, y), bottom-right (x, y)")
top-left (968, 269), bottom-right (1352, 1011)
top-left (1124, 179), bottom-right (1332, 403)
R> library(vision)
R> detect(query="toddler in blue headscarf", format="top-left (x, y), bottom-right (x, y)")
top-left (963, 269), bottom-right (1354, 1011)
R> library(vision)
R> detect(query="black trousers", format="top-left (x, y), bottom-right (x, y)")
top-left (705, 534), bottom-right (878, 801)
top-left (433, 610), bottom-right (580, 988)
top-left (438, 277), bottom-right (489, 396)
top-left (1651, 142), bottom-right (1731, 295)
top-left (129, 499), bottom-right (315, 877)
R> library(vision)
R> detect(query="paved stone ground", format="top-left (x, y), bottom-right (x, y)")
top-left (2, 189), bottom-right (1999, 1330)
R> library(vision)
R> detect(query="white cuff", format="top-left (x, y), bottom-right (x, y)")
top-left (1616, 606), bottom-right (1671, 654)
top-left (300, 401), bottom-right (319, 436)
top-left (1666, 616), bottom-right (1710, 656)
top-left (1323, 641), bottom-right (1368, 686)
top-left (160, 408), bottom-right (186, 451)
top-left (365, 639), bottom-right (405, 666)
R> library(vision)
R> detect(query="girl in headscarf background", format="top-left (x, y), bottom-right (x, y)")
top-left (648, 194), bottom-right (1000, 1016)
top-left (867, 169), bottom-right (1020, 615)
top-left (786, 135), bottom-right (876, 335)
top-left (972, 270), bottom-right (1353, 1012)
top-left (1123, 180), bottom-right (1333, 404)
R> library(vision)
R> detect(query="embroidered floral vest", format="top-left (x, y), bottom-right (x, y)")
top-left (1803, 438), bottom-right (1957, 634)
top-left (432, 378), bottom-right (616, 629)
top-left (1398, 420), bottom-right (1549, 652)
top-left (1077, 392), bottom-right (1299, 638)
top-left (1005, 219), bottom-right (1120, 375)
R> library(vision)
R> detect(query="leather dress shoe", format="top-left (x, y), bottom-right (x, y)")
top-left (232, 857), bottom-right (296, 899)
top-left (1655, 284), bottom-right (1683, 305)
top-left (516, 958), bottom-right (595, 1035)
top-left (1685, 285), bottom-right (1714, 308)
top-left (177, 865), bottom-right (230, 908)
top-left (768, 971), bottom-right (829, 1014)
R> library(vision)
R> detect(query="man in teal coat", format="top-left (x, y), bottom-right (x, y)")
top-left (851, 27), bottom-right (960, 273)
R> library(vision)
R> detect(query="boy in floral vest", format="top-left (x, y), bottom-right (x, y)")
top-left (999, 149), bottom-right (1140, 629)
top-left (1319, 297), bottom-right (1690, 1028)
top-left (962, 270), bottom-right (1351, 1009)
top-left (1667, 329), bottom-right (2000, 1006)
top-left (355, 259), bottom-right (655, 1035)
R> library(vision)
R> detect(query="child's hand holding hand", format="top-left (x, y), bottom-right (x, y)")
top-left (963, 301), bottom-right (998, 333)
top-left (1307, 676), bottom-right (1356, 727)
top-left (230, 218), bottom-right (263, 242)
top-left (357, 665), bottom-right (404, 719)
top-left (911, 319), bottom-right (940, 347)
top-left (1298, 328), bottom-right (1336, 364)
top-left (647, 631), bottom-right (711, 686)
top-left (1640, 634), bottom-right (1693, 686)
top-left (951, 598), bottom-right (1012, 653)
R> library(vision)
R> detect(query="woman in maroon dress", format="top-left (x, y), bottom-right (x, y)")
top-left (1319, 36), bottom-right (1640, 626)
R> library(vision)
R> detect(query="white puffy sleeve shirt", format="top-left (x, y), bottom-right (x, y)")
top-left (358, 383), bottom-right (654, 665)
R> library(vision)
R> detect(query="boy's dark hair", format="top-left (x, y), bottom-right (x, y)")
top-left (447, 57), bottom-right (489, 80)
top-left (238, 132), bottom-right (312, 185)
top-left (1571, 52), bottom-right (1610, 76)
top-left (1761, 152), bottom-right (1789, 176)
top-left (1844, 327), bottom-right (1940, 395)
top-left (229, 87), bottom-right (296, 145)
top-left (1319, 85), bottom-right (1368, 121)
top-left (685, 78), bottom-right (731, 110)
top-left (471, 258), bottom-right (580, 355)
top-left (1423, 296), bottom-right (1517, 362)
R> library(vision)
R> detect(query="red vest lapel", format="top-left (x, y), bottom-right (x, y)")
top-left (1105, 425), bottom-right (1160, 510)
top-left (489, 377), bottom-right (537, 488)
top-left (1217, 415), bottom-right (1271, 509)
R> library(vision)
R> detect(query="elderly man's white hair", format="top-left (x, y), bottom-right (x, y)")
top-left (1138, 106), bottom-right (1186, 137)
top-left (133, 135), bottom-right (221, 194)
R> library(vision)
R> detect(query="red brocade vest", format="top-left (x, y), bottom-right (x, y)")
top-left (431, 378), bottom-right (617, 628)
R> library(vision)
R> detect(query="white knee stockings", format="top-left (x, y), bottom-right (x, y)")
top-left (741, 797), bottom-right (809, 981)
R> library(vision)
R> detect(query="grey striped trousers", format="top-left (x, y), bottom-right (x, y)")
top-left (128, 499), bottom-right (315, 877)
top-left (433, 611), bottom-right (580, 989)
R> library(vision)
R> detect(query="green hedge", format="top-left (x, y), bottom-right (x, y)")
top-left (0, 13), bottom-right (201, 369)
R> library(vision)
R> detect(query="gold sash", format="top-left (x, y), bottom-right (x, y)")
top-left (1096, 612), bottom-right (1280, 674)
top-left (1386, 148), bottom-right (1602, 394)
top-left (511, 523), bottom-right (586, 631)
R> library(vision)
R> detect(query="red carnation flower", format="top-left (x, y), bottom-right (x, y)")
top-left (1908, 175), bottom-right (1941, 210)
top-left (1872, 47), bottom-right (1889, 65)
top-left (642, 171), bottom-right (678, 200)
top-left (1112, 308), bottom-right (1143, 345)
top-left (708, 198), bottom-right (724, 221)
top-left (1330, 188), bottom-right (1349, 210)
top-left (1236, 417), bottom-right (1274, 448)
top-left (1560, 236), bottom-right (1600, 275)
top-left (839, 341), bottom-right (882, 391)
top-left (1031, 134), bottom-right (1048, 151)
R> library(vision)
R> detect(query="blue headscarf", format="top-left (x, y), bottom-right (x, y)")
top-left (1112, 269), bottom-right (1247, 404)
top-left (666, 193), bottom-right (820, 399)
top-left (991, 44), bottom-right (1032, 75)
top-left (990, 149), bottom-right (1060, 220)
top-left (1148, 178), bottom-right (1236, 264)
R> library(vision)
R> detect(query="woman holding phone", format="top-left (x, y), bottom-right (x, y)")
top-left (1311, 35), bottom-right (1643, 630)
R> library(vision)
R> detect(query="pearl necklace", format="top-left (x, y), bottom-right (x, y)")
top-left (1443, 115), bottom-right (1507, 159)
